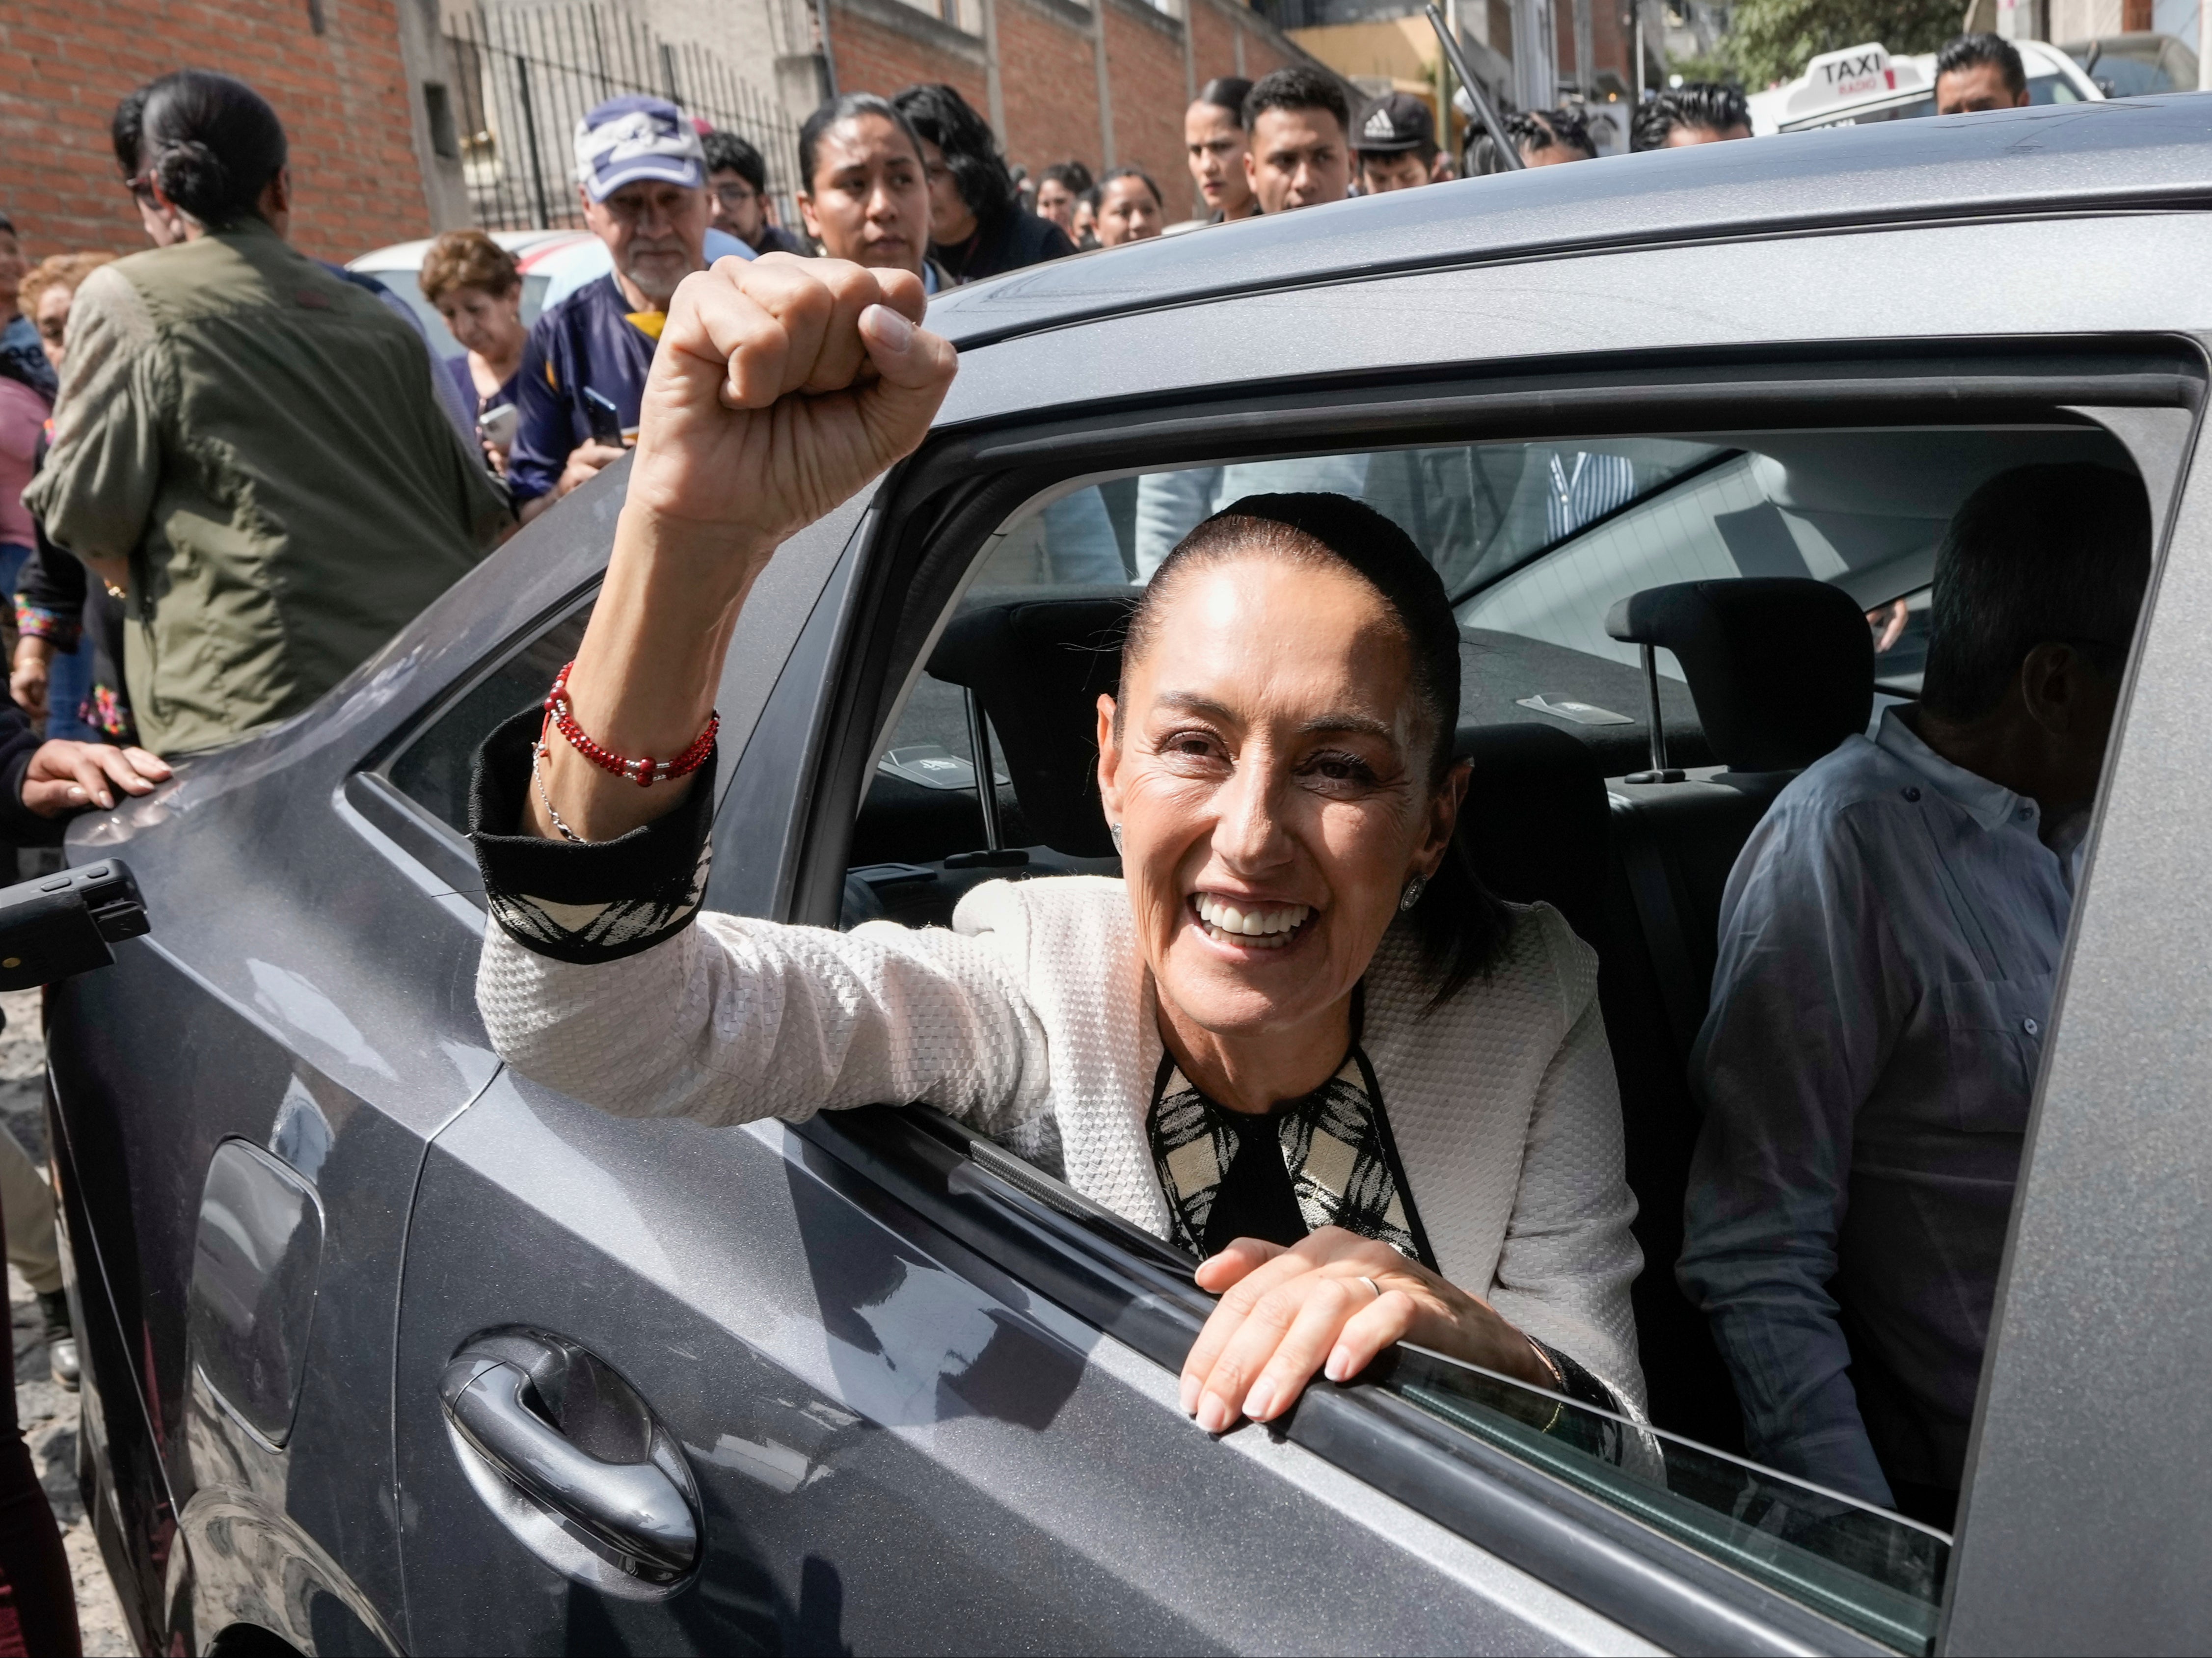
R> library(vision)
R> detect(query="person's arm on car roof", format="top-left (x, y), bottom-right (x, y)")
top-left (1677, 802), bottom-right (1904, 1508)
top-left (20, 267), bottom-right (156, 596)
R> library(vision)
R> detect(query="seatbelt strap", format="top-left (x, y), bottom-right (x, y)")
top-left (1610, 794), bottom-right (1707, 1062)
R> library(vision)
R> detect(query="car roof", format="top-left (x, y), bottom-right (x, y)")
top-left (925, 94), bottom-right (2212, 351)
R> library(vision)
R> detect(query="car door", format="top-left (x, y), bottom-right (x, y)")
top-left (384, 497), bottom-right (1666, 1653)
top-left (391, 208), bottom-right (2210, 1655)
top-left (42, 479), bottom-right (627, 1654)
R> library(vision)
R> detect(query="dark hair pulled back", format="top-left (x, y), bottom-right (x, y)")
top-left (138, 70), bottom-right (288, 229)
top-left (798, 93), bottom-right (926, 197)
top-left (1121, 491), bottom-right (1509, 1002)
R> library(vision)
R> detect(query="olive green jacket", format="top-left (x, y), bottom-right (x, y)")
top-left (24, 220), bottom-right (509, 754)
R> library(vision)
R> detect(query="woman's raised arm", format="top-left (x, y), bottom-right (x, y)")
top-left (529, 254), bottom-right (957, 845)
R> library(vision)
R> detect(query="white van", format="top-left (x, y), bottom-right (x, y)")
top-left (1746, 38), bottom-right (2103, 134)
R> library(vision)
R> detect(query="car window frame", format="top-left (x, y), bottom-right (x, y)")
top-left (345, 473), bottom-right (879, 907)
top-left (782, 338), bottom-right (2206, 1655)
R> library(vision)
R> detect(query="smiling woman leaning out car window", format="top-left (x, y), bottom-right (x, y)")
top-left (465, 257), bottom-right (1646, 1429)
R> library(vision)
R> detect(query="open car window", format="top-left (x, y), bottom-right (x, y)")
top-left (825, 401), bottom-right (2168, 1654)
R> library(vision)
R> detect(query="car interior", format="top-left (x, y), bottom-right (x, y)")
top-left (825, 419), bottom-right (2143, 1644)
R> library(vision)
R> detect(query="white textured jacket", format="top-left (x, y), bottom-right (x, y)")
top-left (479, 875), bottom-right (1646, 1411)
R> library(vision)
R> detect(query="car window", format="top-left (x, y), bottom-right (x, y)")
top-left (2026, 66), bottom-right (2086, 102)
top-left (843, 413), bottom-right (2158, 1650)
top-left (386, 594), bottom-right (594, 833)
top-left (1386, 1350), bottom-right (1949, 1652)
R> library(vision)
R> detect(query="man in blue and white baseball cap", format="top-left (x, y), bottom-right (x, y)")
top-left (572, 94), bottom-right (710, 307)
top-left (576, 93), bottom-right (705, 198)
top-left (511, 96), bottom-right (721, 521)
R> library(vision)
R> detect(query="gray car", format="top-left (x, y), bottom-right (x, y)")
top-left (44, 92), bottom-right (2212, 1656)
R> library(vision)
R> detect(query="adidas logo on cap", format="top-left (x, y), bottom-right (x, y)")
top-left (1365, 107), bottom-right (1399, 139)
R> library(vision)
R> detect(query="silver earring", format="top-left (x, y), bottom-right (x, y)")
top-left (1399, 874), bottom-right (1428, 912)
top-left (1111, 822), bottom-right (1124, 856)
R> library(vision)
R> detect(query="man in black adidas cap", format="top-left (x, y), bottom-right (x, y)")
top-left (1352, 91), bottom-right (1444, 194)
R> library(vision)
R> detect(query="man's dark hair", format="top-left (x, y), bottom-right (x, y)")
top-left (701, 130), bottom-right (767, 193)
top-left (0, 213), bottom-right (13, 237)
top-left (1041, 160), bottom-right (1093, 195)
top-left (1198, 76), bottom-right (1254, 125)
top-left (1124, 491), bottom-right (1510, 1000)
top-left (1919, 463), bottom-right (2153, 720)
top-left (1506, 107), bottom-right (1596, 160)
top-left (1631, 82), bottom-right (1750, 151)
top-left (1937, 31), bottom-right (2027, 96)
top-left (798, 93), bottom-right (925, 195)
top-left (892, 82), bottom-right (1015, 219)
top-left (136, 70), bottom-right (289, 228)
top-left (1100, 165), bottom-right (1163, 208)
top-left (1242, 66), bottom-right (1350, 139)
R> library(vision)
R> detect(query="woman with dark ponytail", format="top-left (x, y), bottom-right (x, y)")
top-left (140, 69), bottom-right (289, 230)
top-left (25, 71), bottom-right (511, 757)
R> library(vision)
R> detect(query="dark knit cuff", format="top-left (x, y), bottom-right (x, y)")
top-left (468, 704), bottom-right (715, 964)
top-left (1530, 1337), bottom-right (1623, 1419)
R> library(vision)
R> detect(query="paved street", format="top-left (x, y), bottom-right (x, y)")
top-left (0, 988), bottom-right (130, 1654)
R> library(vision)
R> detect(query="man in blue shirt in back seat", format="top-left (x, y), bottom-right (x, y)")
top-left (512, 95), bottom-right (715, 523)
top-left (1679, 463), bottom-right (2152, 1531)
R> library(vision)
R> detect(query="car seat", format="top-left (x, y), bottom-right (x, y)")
top-left (1597, 576), bottom-right (1877, 1449)
top-left (926, 592), bottom-right (1138, 860)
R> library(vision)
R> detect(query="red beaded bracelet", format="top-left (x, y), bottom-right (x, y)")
top-left (542, 660), bottom-right (718, 788)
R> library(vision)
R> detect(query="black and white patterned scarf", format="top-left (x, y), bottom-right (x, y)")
top-left (1145, 1043), bottom-right (1438, 1269)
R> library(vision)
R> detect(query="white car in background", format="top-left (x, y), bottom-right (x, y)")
top-left (350, 226), bottom-right (760, 365)
top-left (347, 228), bottom-right (593, 363)
top-left (1747, 37), bottom-right (2103, 134)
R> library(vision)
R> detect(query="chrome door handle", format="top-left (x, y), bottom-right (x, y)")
top-left (439, 1344), bottom-right (698, 1581)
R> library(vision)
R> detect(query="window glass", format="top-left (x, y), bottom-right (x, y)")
top-left (1387, 1352), bottom-right (1949, 1655)
top-left (387, 595), bottom-right (593, 833)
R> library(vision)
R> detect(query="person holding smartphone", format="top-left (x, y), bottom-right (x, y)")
top-left (510, 95), bottom-right (713, 524)
top-left (419, 230), bottom-right (527, 476)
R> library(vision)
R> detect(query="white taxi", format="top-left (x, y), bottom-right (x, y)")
top-left (1747, 38), bottom-right (2103, 134)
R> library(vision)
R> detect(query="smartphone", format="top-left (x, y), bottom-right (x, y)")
top-left (582, 386), bottom-right (624, 447)
top-left (477, 401), bottom-right (519, 450)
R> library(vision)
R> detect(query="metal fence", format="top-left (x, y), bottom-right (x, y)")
top-left (443, 3), bottom-right (801, 234)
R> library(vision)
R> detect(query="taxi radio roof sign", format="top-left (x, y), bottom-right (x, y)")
top-left (1786, 42), bottom-right (1929, 119)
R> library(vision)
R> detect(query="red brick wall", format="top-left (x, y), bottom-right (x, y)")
top-left (1554, 0), bottom-right (1635, 87)
top-left (996, 0), bottom-right (1105, 180)
top-left (832, 6), bottom-right (990, 115)
top-left (1101, 1), bottom-right (1188, 187)
top-left (0, 0), bottom-right (432, 265)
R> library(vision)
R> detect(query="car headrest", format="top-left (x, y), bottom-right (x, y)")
top-left (1604, 578), bottom-right (1873, 773)
top-left (928, 594), bottom-right (1138, 858)
top-left (1453, 722), bottom-right (1608, 953)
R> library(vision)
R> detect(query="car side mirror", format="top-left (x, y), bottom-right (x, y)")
top-left (0, 859), bottom-right (150, 991)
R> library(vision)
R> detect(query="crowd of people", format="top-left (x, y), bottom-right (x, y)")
top-left (0, 25), bottom-right (2074, 1650)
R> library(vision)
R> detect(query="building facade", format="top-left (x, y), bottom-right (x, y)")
top-left (3, 0), bottom-right (1323, 266)
top-left (1, 0), bottom-right (458, 264)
